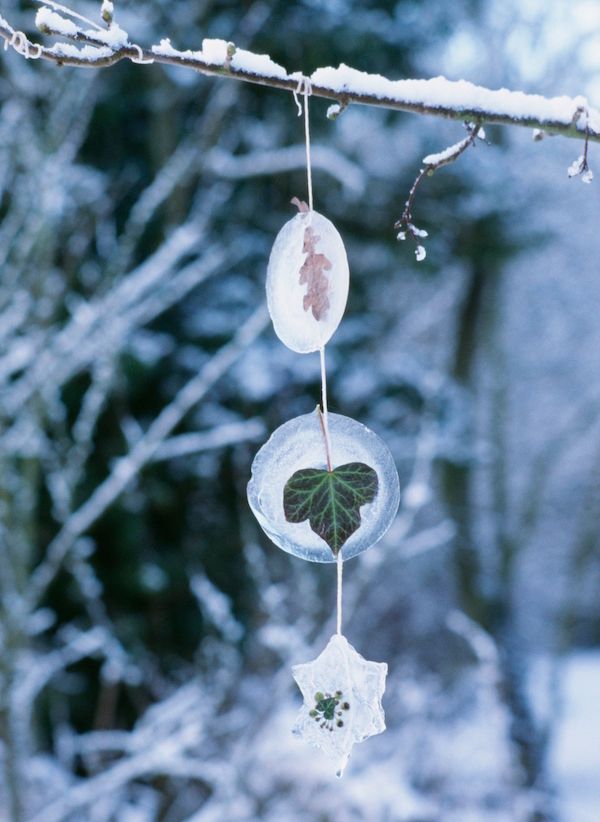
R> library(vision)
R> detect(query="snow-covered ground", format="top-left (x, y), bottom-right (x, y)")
top-left (549, 651), bottom-right (600, 822)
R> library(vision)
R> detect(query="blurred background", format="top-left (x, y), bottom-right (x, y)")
top-left (1, 0), bottom-right (599, 819)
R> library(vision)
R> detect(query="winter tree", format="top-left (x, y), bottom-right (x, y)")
top-left (0, 0), bottom-right (599, 819)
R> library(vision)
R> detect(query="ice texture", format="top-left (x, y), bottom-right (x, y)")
top-left (292, 633), bottom-right (387, 776)
top-left (266, 210), bottom-right (349, 353)
top-left (247, 410), bottom-right (400, 562)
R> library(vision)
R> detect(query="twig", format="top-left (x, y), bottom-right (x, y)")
top-left (395, 123), bottom-right (484, 260)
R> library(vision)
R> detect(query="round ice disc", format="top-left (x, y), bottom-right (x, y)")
top-left (247, 411), bottom-right (400, 562)
top-left (266, 210), bottom-right (349, 353)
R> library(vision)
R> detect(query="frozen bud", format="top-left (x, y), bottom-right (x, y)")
top-left (568, 156), bottom-right (585, 178)
top-left (101, 0), bottom-right (114, 24)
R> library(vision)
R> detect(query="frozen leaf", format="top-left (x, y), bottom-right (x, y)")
top-left (266, 203), bottom-right (349, 353)
top-left (283, 462), bottom-right (378, 556)
top-left (297, 220), bottom-right (332, 321)
top-left (292, 633), bottom-right (387, 776)
top-left (247, 411), bottom-right (400, 563)
top-left (415, 245), bottom-right (426, 262)
top-left (582, 168), bottom-right (594, 184)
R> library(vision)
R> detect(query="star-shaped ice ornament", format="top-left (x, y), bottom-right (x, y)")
top-left (292, 633), bottom-right (387, 777)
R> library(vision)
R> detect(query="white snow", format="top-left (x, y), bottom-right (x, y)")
top-left (548, 652), bottom-right (600, 822)
top-left (415, 245), bottom-right (427, 262)
top-left (568, 155), bottom-right (585, 177)
top-left (423, 136), bottom-right (472, 165)
top-left (310, 64), bottom-right (598, 131)
top-left (101, 0), bottom-right (114, 15)
top-left (85, 23), bottom-right (129, 48)
top-left (247, 410), bottom-right (400, 563)
top-left (151, 38), bottom-right (204, 61)
top-left (151, 38), bottom-right (228, 66)
top-left (150, 38), bottom-right (288, 77)
top-left (35, 8), bottom-right (78, 37)
top-left (46, 43), bottom-right (114, 60)
top-left (230, 47), bottom-right (287, 79)
top-left (200, 37), bottom-right (229, 65)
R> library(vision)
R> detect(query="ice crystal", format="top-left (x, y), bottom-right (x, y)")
top-left (292, 633), bottom-right (387, 776)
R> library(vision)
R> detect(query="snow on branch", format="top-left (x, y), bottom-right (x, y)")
top-left (0, 5), bottom-right (599, 143)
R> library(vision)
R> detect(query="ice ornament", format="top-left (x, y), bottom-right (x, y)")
top-left (247, 410), bottom-right (400, 562)
top-left (266, 199), bottom-right (349, 353)
top-left (292, 633), bottom-right (387, 776)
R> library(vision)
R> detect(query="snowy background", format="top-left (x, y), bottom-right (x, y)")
top-left (0, 0), bottom-right (599, 820)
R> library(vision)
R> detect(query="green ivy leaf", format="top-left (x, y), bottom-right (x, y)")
top-left (283, 462), bottom-right (379, 556)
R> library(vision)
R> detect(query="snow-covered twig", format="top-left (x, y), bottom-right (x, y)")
top-left (395, 123), bottom-right (485, 260)
top-left (151, 418), bottom-right (266, 462)
top-left (206, 144), bottom-right (366, 194)
top-left (0, 11), bottom-right (598, 143)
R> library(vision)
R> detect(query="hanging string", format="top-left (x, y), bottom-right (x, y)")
top-left (319, 346), bottom-right (333, 471)
top-left (336, 552), bottom-right (343, 634)
top-left (294, 75), bottom-right (342, 633)
top-left (293, 75), bottom-right (314, 211)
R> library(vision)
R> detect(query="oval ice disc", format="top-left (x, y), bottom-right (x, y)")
top-left (266, 210), bottom-right (349, 354)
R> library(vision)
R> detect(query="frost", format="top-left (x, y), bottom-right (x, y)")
top-left (247, 410), bottom-right (400, 562)
top-left (415, 245), bottom-right (426, 262)
top-left (266, 208), bottom-right (349, 353)
top-left (292, 633), bottom-right (387, 776)
top-left (327, 103), bottom-right (342, 119)
top-left (567, 155), bottom-right (585, 177)
top-left (567, 155), bottom-right (593, 182)
top-left (412, 226), bottom-right (428, 238)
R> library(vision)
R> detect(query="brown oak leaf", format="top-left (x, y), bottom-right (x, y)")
top-left (291, 198), bottom-right (332, 321)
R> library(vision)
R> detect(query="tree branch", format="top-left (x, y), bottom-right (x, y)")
top-left (1, 7), bottom-right (599, 143)
top-left (26, 305), bottom-right (269, 608)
